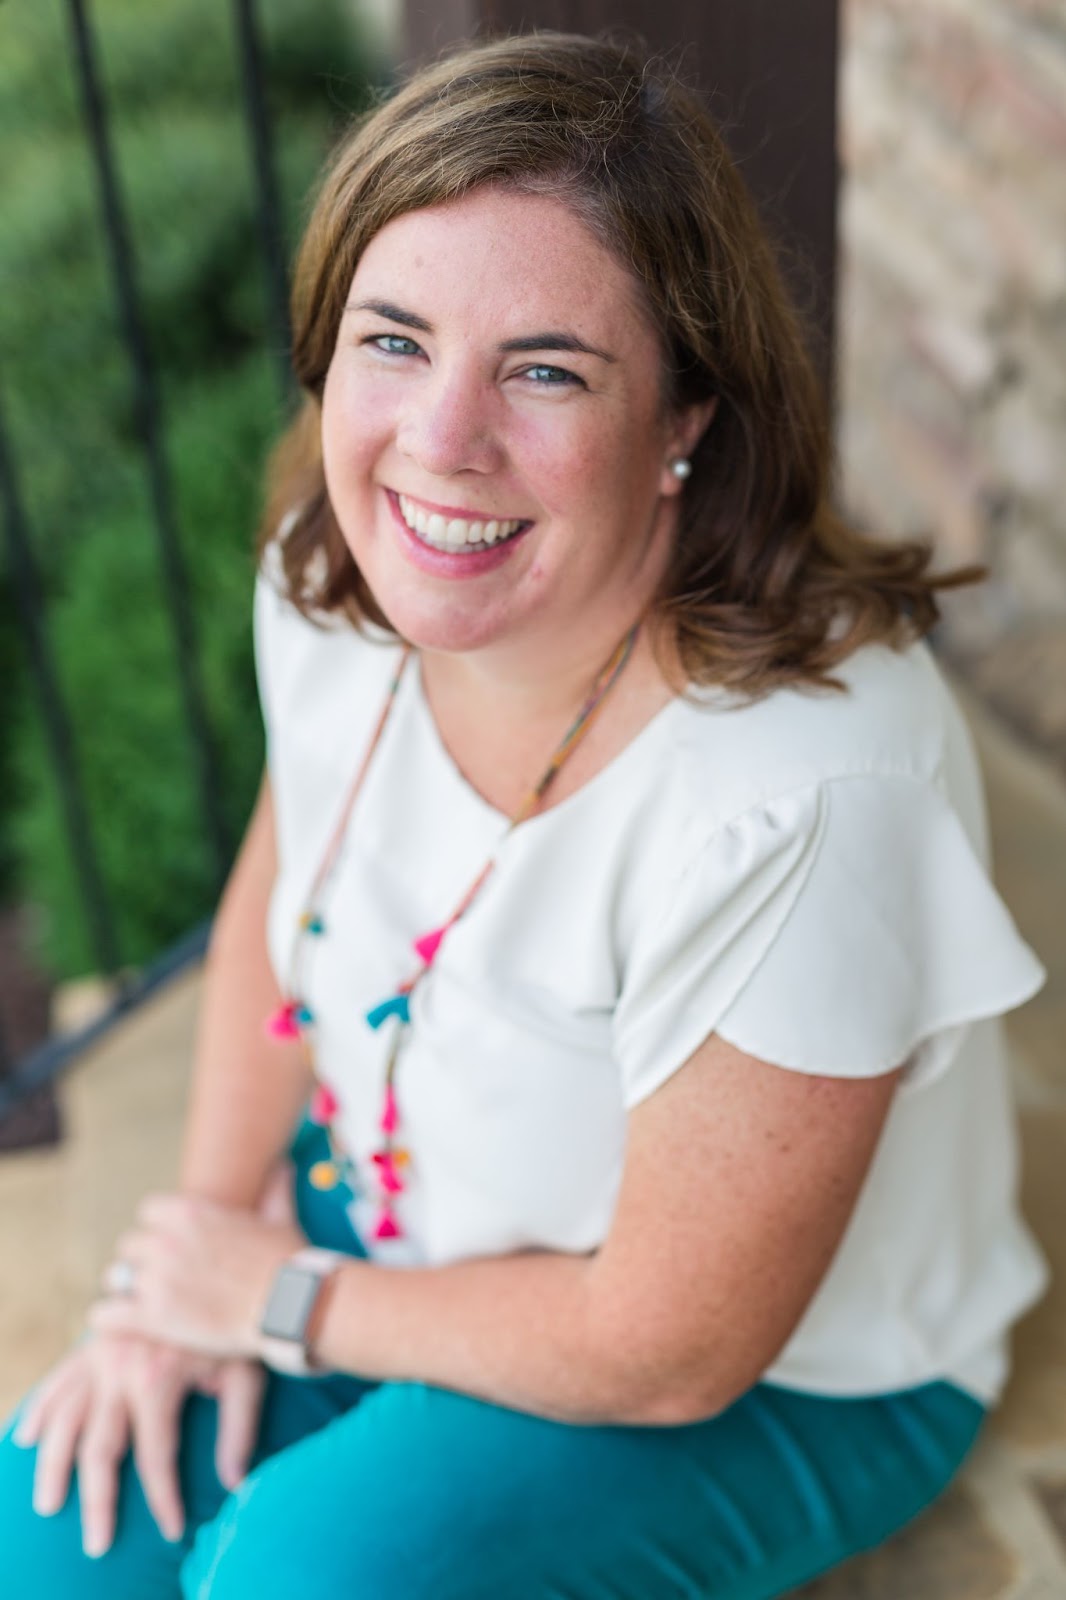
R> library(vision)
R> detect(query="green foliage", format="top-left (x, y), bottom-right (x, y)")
top-left (0, 0), bottom-right (375, 977)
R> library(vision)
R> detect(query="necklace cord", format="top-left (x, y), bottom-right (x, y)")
top-left (280, 620), bottom-right (642, 1229)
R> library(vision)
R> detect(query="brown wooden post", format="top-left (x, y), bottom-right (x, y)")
top-left (400, 0), bottom-right (839, 402)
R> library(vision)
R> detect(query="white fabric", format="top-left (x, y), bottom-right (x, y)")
top-left (254, 556), bottom-right (1049, 1405)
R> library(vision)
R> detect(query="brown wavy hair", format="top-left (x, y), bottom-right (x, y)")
top-left (260, 29), bottom-right (985, 700)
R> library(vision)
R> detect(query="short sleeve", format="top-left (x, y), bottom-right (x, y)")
top-left (252, 556), bottom-right (284, 753)
top-left (612, 773), bottom-right (1047, 1108)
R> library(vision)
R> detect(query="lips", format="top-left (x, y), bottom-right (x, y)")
top-left (385, 490), bottom-right (533, 578)
top-left (395, 491), bottom-right (531, 552)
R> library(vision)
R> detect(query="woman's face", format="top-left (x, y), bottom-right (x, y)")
top-left (321, 186), bottom-right (706, 661)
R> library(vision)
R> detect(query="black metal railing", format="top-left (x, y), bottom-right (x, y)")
top-left (0, 0), bottom-right (294, 1130)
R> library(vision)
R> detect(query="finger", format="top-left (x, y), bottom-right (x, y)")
top-left (215, 1362), bottom-right (265, 1490)
top-left (15, 1356), bottom-right (81, 1448)
top-left (137, 1193), bottom-right (206, 1232)
top-left (101, 1259), bottom-right (140, 1298)
top-left (88, 1297), bottom-right (154, 1343)
top-left (77, 1392), bottom-right (130, 1559)
top-left (105, 1230), bottom-right (153, 1272)
top-left (130, 1368), bottom-right (186, 1543)
top-left (32, 1380), bottom-right (90, 1518)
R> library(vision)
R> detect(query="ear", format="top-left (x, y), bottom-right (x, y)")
top-left (659, 396), bottom-right (719, 497)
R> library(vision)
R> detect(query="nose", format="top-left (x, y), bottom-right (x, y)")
top-left (395, 362), bottom-right (504, 478)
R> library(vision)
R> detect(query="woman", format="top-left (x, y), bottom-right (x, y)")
top-left (0, 30), bottom-right (1048, 1600)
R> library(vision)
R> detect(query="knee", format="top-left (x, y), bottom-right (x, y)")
top-left (0, 1409), bottom-right (94, 1598)
top-left (180, 1453), bottom-right (454, 1600)
top-left (180, 1470), bottom-right (306, 1600)
top-left (0, 1403), bottom-right (188, 1600)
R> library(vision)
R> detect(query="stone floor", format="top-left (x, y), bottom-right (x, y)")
top-left (1, 673), bottom-right (1065, 1596)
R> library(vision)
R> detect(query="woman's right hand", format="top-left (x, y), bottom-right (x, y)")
top-left (14, 1332), bottom-right (265, 1558)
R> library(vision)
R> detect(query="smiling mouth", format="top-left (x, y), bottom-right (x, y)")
top-left (395, 493), bottom-right (531, 553)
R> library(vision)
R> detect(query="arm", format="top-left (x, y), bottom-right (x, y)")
top-left (95, 1031), bottom-right (899, 1426)
top-left (308, 1034), bottom-right (901, 1424)
top-left (179, 766), bottom-right (312, 1206)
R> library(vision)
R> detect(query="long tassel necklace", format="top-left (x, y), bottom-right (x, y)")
top-left (265, 623), bottom-right (640, 1242)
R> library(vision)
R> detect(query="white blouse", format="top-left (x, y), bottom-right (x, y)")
top-left (255, 558), bottom-right (1049, 1405)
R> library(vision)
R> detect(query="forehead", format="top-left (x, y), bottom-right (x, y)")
top-left (349, 187), bottom-right (654, 345)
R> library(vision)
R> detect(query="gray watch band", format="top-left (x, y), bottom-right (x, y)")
top-left (257, 1247), bottom-right (347, 1376)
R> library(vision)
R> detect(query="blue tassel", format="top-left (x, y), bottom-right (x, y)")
top-left (295, 1004), bottom-right (315, 1025)
top-left (365, 993), bottom-right (411, 1029)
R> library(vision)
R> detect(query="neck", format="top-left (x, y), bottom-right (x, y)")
top-left (419, 607), bottom-right (667, 732)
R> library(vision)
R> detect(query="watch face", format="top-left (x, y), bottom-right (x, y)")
top-left (261, 1265), bottom-right (320, 1342)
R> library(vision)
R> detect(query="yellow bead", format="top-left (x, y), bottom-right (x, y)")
top-left (309, 1160), bottom-right (339, 1191)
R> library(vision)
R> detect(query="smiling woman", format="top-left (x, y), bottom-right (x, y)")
top-left (0, 28), bottom-right (1048, 1600)
top-left (318, 186), bottom-right (706, 667)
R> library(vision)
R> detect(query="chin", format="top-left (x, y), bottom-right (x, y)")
top-left (367, 588), bottom-right (511, 657)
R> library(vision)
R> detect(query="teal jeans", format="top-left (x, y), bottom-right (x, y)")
top-left (0, 1125), bottom-right (985, 1599)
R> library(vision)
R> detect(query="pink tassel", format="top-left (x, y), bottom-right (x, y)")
top-left (380, 1083), bottom-right (399, 1135)
top-left (372, 1152), bottom-right (405, 1194)
top-left (265, 1002), bottom-right (300, 1040)
top-left (372, 1207), bottom-right (402, 1240)
top-left (413, 925), bottom-right (447, 966)
top-left (309, 1083), bottom-right (340, 1125)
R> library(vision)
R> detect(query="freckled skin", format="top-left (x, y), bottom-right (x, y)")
top-left (319, 187), bottom-right (710, 688)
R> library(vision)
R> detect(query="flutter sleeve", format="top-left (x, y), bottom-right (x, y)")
top-left (612, 773), bottom-right (1046, 1108)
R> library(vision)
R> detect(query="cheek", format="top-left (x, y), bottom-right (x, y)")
top-left (321, 362), bottom-right (392, 484)
top-left (509, 408), bottom-right (642, 517)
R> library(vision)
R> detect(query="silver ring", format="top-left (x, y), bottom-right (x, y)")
top-left (105, 1259), bottom-right (137, 1297)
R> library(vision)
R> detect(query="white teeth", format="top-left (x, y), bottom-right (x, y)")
top-left (396, 495), bottom-right (524, 551)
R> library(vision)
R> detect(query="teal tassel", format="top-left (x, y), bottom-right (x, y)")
top-left (365, 993), bottom-right (411, 1029)
top-left (295, 1004), bottom-right (314, 1025)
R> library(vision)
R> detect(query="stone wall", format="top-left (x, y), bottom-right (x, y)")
top-left (838, 0), bottom-right (1066, 766)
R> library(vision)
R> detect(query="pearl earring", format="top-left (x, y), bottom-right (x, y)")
top-left (669, 458), bottom-right (692, 480)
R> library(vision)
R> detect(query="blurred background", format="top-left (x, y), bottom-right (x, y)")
top-left (1, 2), bottom-right (1064, 1591)
top-left (0, 0), bottom-right (384, 1123)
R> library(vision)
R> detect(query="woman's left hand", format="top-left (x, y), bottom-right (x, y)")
top-left (88, 1194), bottom-right (304, 1360)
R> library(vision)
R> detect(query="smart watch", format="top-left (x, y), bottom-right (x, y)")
top-left (257, 1247), bottom-right (347, 1376)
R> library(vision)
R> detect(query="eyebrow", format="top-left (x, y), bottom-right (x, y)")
top-left (347, 299), bottom-right (617, 363)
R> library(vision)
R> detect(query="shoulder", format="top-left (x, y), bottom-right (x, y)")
top-left (665, 635), bottom-right (953, 835)
top-left (253, 541), bottom-right (400, 727)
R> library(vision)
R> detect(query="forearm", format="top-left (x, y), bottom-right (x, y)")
top-left (311, 1249), bottom-right (698, 1427)
top-left (179, 916), bottom-right (310, 1207)
top-left (180, 778), bottom-right (311, 1207)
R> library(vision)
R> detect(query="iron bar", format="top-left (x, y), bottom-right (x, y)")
top-left (0, 919), bottom-right (211, 1122)
top-left (66, 0), bottom-right (232, 891)
top-left (233, 0), bottom-right (295, 402)
top-left (0, 382), bottom-right (122, 981)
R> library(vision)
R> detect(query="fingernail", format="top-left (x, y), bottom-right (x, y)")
top-left (33, 1494), bottom-right (57, 1518)
top-left (12, 1424), bottom-right (35, 1449)
top-left (83, 1533), bottom-right (107, 1559)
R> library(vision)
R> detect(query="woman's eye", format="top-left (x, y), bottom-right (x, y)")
top-left (522, 364), bottom-right (581, 387)
top-left (366, 334), bottom-right (422, 357)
